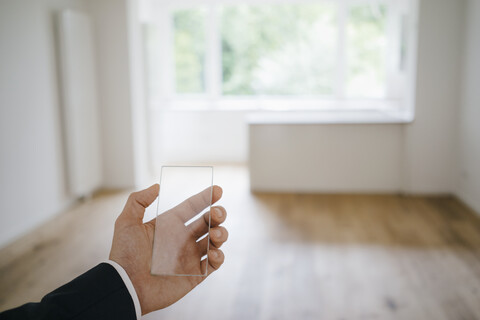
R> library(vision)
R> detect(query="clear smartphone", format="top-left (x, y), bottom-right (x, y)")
top-left (151, 166), bottom-right (214, 276)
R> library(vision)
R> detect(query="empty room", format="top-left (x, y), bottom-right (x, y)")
top-left (1, 0), bottom-right (479, 319)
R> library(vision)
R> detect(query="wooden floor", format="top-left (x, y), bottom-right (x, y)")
top-left (1, 166), bottom-right (480, 319)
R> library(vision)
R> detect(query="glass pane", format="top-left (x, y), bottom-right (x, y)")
top-left (151, 166), bottom-right (214, 276)
top-left (173, 8), bottom-right (206, 94)
top-left (221, 3), bottom-right (337, 96)
top-left (346, 4), bottom-right (387, 98)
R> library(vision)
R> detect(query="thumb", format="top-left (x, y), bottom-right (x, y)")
top-left (121, 184), bottom-right (159, 223)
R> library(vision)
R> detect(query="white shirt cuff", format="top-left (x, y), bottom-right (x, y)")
top-left (105, 260), bottom-right (142, 319)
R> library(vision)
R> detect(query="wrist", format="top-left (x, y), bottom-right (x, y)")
top-left (129, 273), bottom-right (150, 315)
top-left (105, 260), bottom-right (142, 319)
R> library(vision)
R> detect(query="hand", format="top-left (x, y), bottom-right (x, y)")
top-left (109, 184), bottom-right (228, 315)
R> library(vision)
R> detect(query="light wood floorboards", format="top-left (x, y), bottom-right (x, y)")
top-left (1, 166), bottom-right (480, 319)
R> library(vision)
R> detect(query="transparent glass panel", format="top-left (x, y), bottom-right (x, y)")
top-left (221, 3), bottom-right (337, 96)
top-left (173, 8), bottom-right (207, 94)
top-left (151, 166), bottom-right (213, 276)
top-left (346, 4), bottom-right (388, 98)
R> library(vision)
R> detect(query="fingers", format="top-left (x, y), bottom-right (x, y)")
top-left (210, 226), bottom-right (228, 248)
top-left (167, 185), bottom-right (222, 223)
top-left (211, 185), bottom-right (223, 203)
top-left (121, 184), bottom-right (159, 223)
top-left (188, 206), bottom-right (226, 239)
top-left (200, 249), bottom-right (225, 276)
top-left (197, 226), bottom-right (229, 254)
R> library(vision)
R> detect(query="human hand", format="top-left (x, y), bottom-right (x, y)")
top-left (109, 184), bottom-right (228, 315)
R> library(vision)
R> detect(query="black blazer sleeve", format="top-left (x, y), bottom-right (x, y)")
top-left (0, 263), bottom-right (137, 320)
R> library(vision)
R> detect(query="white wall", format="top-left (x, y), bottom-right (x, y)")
top-left (0, 0), bottom-right (150, 248)
top-left (150, 110), bottom-right (248, 171)
top-left (126, 0), bottom-right (151, 188)
top-left (87, 0), bottom-right (137, 189)
top-left (250, 124), bottom-right (404, 193)
top-left (456, 0), bottom-right (480, 213)
top-left (249, 0), bottom-right (466, 194)
top-left (403, 0), bottom-right (465, 194)
top-left (86, 0), bottom-right (150, 189)
top-left (0, 0), bottom-right (90, 247)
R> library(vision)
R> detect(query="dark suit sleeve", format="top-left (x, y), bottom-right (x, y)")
top-left (0, 263), bottom-right (137, 320)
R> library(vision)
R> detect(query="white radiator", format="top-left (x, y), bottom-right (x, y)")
top-left (57, 10), bottom-right (102, 198)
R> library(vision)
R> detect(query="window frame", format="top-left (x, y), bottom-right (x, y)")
top-left (142, 0), bottom-right (419, 114)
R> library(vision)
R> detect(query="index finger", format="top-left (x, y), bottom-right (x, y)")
top-left (165, 185), bottom-right (223, 223)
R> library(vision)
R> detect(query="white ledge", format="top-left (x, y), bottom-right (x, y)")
top-left (247, 109), bottom-right (414, 125)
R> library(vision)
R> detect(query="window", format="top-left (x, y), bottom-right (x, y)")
top-left (347, 5), bottom-right (387, 98)
top-left (220, 4), bottom-right (337, 96)
top-left (142, 0), bottom-right (417, 111)
top-left (174, 9), bottom-right (207, 94)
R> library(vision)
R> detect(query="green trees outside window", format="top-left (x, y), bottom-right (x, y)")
top-left (171, 3), bottom-right (389, 98)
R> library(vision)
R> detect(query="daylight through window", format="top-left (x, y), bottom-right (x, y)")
top-left (143, 0), bottom-right (416, 110)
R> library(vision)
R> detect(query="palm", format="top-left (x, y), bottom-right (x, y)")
top-left (144, 216), bottom-right (205, 306)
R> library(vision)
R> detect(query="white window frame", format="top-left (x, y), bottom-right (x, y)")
top-left (141, 0), bottom-right (419, 116)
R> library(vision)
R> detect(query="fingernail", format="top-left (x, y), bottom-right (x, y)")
top-left (213, 229), bottom-right (222, 238)
top-left (215, 208), bottom-right (223, 218)
top-left (211, 250), bottom-right (218, 258)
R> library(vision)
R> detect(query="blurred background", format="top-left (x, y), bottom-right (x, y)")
top-left (1, 0), bottom-right (479, 319)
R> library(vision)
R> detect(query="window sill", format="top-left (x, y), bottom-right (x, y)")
top-left (149, 97), bottom-right (404, 113)
top-left (148, 98), bottom-right (414, 124)
top-left (246, 109), bottom-right (414, 125)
